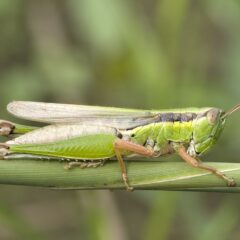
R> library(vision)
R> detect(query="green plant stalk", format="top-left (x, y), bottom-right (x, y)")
top-left (0, 159), bottom-right (240, 192)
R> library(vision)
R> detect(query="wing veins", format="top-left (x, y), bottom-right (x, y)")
top-left (7, 101), bottom-right (159, 129)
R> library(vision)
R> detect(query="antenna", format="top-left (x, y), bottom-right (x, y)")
top-left (222, 104), bottom-right (240, 119)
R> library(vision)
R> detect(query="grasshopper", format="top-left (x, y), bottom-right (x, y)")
top-left (0, 101), bottom-right (239, 190)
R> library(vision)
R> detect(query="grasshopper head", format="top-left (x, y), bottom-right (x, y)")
top-left (192, 104), bottom-right (240, 156)
top-left (192, 108), bottom-right (225, 156)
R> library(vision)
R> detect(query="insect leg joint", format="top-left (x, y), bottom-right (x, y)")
top-left (0, 120), bottom-right (15, 136)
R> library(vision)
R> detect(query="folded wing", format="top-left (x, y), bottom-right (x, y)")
top-left (7, 101), bottom-right (159, 129)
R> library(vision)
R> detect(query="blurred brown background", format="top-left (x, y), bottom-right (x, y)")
top-left (0, 0), bottom-right (240, 239)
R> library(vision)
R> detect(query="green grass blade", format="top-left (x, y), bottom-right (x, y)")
top-left (0, 160), bottom-right (240, 192)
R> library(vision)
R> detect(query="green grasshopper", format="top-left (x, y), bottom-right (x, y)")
top-left (0, 101), bottom-right (239, 190)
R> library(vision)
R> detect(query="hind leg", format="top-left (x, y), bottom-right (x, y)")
top-left (0, 120), bottom-right (37, 137)
top-left (114, 139), bottom-right (155, 191)
top-left (0, 121), bottom-right (15, 136)
top-left (0, 143), bottom-right (10, 159)
top-left (65, 160), bottom-right (106, 169)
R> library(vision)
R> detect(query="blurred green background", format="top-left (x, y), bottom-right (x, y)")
top-left (0, 0), bottom-right (240, 239)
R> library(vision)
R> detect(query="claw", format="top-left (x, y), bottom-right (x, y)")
top-left (0, 120), bottom-right (15, 136)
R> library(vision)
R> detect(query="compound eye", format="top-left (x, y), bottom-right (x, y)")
top-left (207, 108), bottom-right (219, 125)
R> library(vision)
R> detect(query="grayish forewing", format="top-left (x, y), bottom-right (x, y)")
top-left (7, 101), bottom-right (158, 129)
